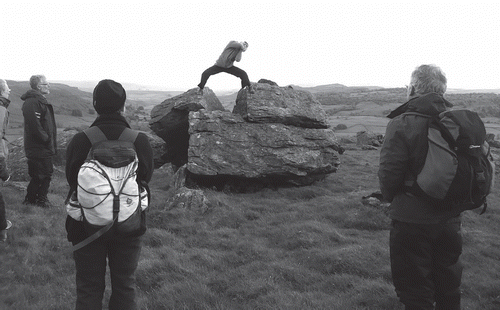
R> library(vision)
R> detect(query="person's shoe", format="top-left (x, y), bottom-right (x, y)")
top-left (36, 199), bottom-right (52, 208)
top-left (247, 85), bottom-right (255, 94)
top-left (1, 220), bottom-right (12, 242)
top-left (23, 198), bottom-right (37, 205)
top-left (197, 87), bottom-right (204, 95)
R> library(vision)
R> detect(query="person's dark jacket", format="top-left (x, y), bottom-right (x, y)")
top-left (378, 92), bottom-right (461, 224)
top-left (65, 113), bottom-right (154, 243)
top-left (21, 89), bottom-right (57, 158)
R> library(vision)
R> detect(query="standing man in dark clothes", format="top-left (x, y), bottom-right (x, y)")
top-left (378, 65), bottom-right (462, 310)
top-left (65, 79), bottom-right (154, 310)
top-left (21, 75), bottom-right (57, 208)
top-left (197, 40), bottom-right (254, 93)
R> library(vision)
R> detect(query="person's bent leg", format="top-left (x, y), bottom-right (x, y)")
top-left (73, 238), bottom-right (108, 310)
top-left (433, 220), bottom-right (462, 310)
top-left (198, 65), bottom-right (224, 89)
top-left (390, 220), bottom-right (435, 310)
top-left (225, 66), bottom-right (251, 88)
top-left (108, 236), bottom-right (142, 310)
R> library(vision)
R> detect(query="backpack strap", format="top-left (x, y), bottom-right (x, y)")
top-left (83, 126), bottom-right (108, 146)
top-left (83, 126), bottom-right (139, 145)
top-left (71, 215), bottom-right (117, 252)
top-left (402, 111), bottom-right (432, 119)
top-left (118, 127), bottom-right (140, 143)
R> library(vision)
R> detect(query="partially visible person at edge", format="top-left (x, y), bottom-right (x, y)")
top-left (65, 79), bottom-right (154, 310)
top-left (378, 64), bottom-right (463, 310)
top-left (0, 79), bottom-right (12, 242)
top-left (21, 75), bottom-right (56, 208)
top-left (197, 40), bottom-right (254, 94)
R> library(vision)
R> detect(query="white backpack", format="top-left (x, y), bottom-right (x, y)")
top-left (66, 126), bottom-right (148, 251)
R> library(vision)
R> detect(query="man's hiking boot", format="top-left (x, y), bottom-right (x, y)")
top-left (247, 85), bottom-right (255, 94)
top-left (36, 198), bottom-right (52, 208)
top-left (22, 197), bottom-right (37, 205)
top-left (1, 220), bottom-right (12, 242)
top-left (197, 87), bottom-right (204, 95)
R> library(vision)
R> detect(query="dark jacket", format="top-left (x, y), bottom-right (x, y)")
top-left (378, 93), bottom-right (461, 224)
top-left (65, 113), bottom-right (154, 243)
top-left (21, 90), bottom-right (57, 158)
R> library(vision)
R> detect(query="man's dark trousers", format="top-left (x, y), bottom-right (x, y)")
top-left (198, 65), bottom-right (251, 89)
top-left (26, 157), bottom-right (53, 203)
top-left (390, 219), bottom-right (463, 310)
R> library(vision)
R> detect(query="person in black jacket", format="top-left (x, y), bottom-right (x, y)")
top-left (65, 79), bottom-right (153, 310)
top-left (21, 75), bottom-right (57, 208)
top-left (379, 65), bottom-right (462, 310)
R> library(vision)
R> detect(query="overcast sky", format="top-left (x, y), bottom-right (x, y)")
top-left (3, 1), bottom-right (499, 92)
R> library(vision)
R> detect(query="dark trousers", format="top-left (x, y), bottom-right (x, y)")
top-left (198, 65), bottom-right (251, 89)
top-left (73, 235), bottom-right (142, 310)
top-left (390, 219), bottom-right (463, 310)
top-left (26, 157), bottom-right (53, 203)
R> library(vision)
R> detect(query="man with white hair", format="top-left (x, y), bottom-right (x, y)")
top-left (197, 40), bottom-right (254, 93)
top-left (379, 65), bottom-right (462, 309)
top-left (0, 79), bottom-right (12, 242)
top-left (21, 75), bottom-right (57, 208)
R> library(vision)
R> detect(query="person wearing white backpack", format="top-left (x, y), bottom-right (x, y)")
top-left (65, 79), bottom-right (153, 310)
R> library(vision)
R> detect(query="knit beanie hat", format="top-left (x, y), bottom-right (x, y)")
top-left (93, 79), bottom-right (126, 114)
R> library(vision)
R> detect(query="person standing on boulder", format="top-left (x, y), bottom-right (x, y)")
top-left (21, 75), bottom-right (57, 208)
top-left (197, 40), bottom-right (254, 94)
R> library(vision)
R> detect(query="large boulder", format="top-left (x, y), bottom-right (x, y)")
top-left (149, 88), bottom-right (224, 168)
top-left (233, 83), bottom-right (329, 128)
top-left (187, 109), bottom-right (341, 186)
top-left (149, 80), bottom-right (344, 190)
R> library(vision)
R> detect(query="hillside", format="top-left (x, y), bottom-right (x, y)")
top-left (4, 80), bottom-right (180, 140)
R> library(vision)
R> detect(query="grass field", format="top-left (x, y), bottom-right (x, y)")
top-left (1, 144), bottom-right (499, 309)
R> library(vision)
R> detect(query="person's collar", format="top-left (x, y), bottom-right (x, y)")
top-left (387, 92), bottom-right (451, 119)
top-left (0, 96), bottom-right (10, 108)
top-left (91, 112), bottom-right (131, 128)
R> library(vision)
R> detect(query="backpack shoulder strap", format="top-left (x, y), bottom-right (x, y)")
top-left (118, 127), bottom-right (139, 143)
top-left (402, 111), bottom-right (432, 118)
top-left (84, 127), bottom-right (139, 144)
top-left (83, 126), bottom-right (108, 146)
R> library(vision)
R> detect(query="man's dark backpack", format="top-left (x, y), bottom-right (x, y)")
top-left (404, 109), bottom-right (494, 214)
